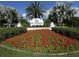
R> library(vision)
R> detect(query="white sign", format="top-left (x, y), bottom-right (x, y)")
top-left (29, 18), bottom-right (44, 26)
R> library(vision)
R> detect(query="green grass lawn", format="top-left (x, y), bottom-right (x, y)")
top-left (0, 46), bottom-right (79, 57)
top-left (0, 46), bottom-right (33, 57)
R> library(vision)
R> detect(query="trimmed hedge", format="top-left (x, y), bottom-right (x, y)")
top-left (0, 27), bottom-right (27, 42)
top-left (52, 27), bottom-right (79, 40)
top-left (64, 17), bottom-right (79, 28)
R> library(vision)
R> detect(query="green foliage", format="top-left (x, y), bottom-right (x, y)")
top-left (0, 46), bottom-right (79, 56)
top-left (63, 17), bottom-right (79, 28)
top-left (44, 19), bottom-right (51, 27)
top-left (21, 20), bottom-right (30, 27)
top-left (20, 18), bottom-right (30, 27)
top-left (48, 2), bottom-right (76, 25)
top-left (52, 27), bottom-right (79, 40)
top-left (26, 2), bottom-right (45, 19)
top-left (0, 27), bottom-right (27, 42)
top-left (0, 47), bottom-right (32, 57)
top-left (0, 6), bottom-right (19, 27)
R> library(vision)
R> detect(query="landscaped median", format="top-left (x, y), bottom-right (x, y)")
top-left (0, 29), bottom-right (79, 56)
top-left (0, 27), bottom-right (27, 42)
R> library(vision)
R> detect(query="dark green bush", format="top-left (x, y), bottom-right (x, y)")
top-left (20, 18), bottom-right (30, 27)
top-left (64, 17), bottom-right (79, 28)
top-left (52, 27), bottom-right (79, 40)
top-left (71, 17), bottom-right (79, 28)
top-left (44, 19), bottom-right (51, 27)
top-left (0, 27), bottom-right (27, 42)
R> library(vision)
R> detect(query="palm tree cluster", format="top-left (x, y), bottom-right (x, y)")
top-left (0, 2), bottom-right (77, 27)
top-left (26, 2), bottom-right (45, 20)
top-left (49, 2), bottom-right (76, 25)
top-left (0, 5), bottom-right (19, 27)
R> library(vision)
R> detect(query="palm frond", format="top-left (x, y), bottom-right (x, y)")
top-left (26, 2), bottom-right (45, 20)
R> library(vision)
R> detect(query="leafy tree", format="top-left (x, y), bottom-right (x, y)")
top-left (44, 19), bottom-right (51, 27)
top-left (0, 5), bottom-right (19, 27)
top-left (49, 2), bottom-right (76, 26)
top-left (20, 16), bottom-right (30, 27)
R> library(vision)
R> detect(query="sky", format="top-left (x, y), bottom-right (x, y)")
top-left (0, 1), bottom-right (79, 17)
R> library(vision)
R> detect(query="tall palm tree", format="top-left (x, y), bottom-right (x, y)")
top-left (26, 2), bottom-right (45, 20)
top-left (49, 2), bottom-right (76, 25)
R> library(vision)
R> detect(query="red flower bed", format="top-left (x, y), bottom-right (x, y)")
top-left (0, 29), bottom-right (78, 49)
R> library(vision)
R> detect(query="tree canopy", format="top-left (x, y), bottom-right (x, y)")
top-left (48, 2), bottom-right (76, 26)
top-left (26, 2), bottom-right (45, 20)
top-left (0, 5), bottom-right (19, 27)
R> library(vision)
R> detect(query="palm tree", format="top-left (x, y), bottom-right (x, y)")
top-left (26, 2), bottom-right (45, 20)
top-left (49, 2), bottom-right (76, 26)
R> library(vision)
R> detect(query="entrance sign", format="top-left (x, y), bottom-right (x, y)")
top-left (29, 18), bottom-right (44, 26)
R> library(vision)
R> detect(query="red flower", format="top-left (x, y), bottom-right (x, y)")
top-left (1, 29), bottom-right (78, 49)
top-left (38, 42), bottom-right (41, 47)
top-left (54, 43), bottom-right (59, 47)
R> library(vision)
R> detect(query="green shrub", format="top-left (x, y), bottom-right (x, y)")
top-left (71, 17), bottom-right (79, 28)
top-left (44, 19), bottom-right (51, 27)
top-left (64, 17), bottom-right (79, 28)
top-left (52, 27), bottom-right (79, 40)
top-left (20, 18), bottom-right (30, 27)
top-left (0, 27), bottom-right (27, 42)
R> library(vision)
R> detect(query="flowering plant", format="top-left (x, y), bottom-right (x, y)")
top-left (1, 29), bottom-right (79, 53)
